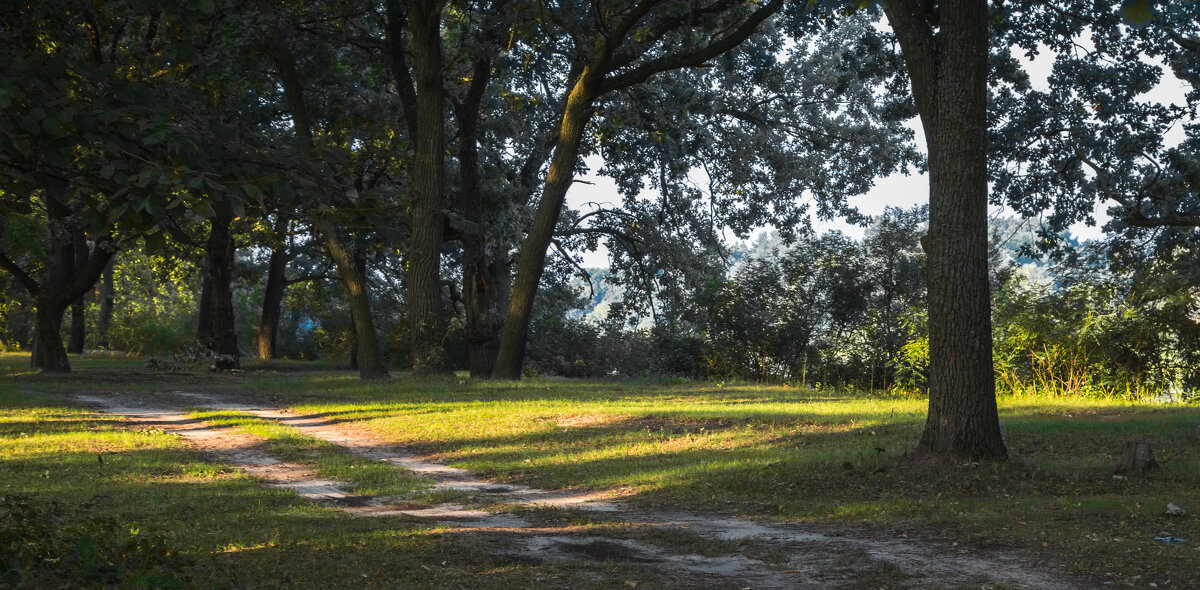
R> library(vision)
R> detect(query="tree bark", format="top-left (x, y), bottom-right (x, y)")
top-left (24, 194), bottom-right (115, 372)
top-left (67, 230), bottom-right (88, 354)
top-left (465, 255), bottom-right (509, 377)
top-left (318, 219), bottom-right (389, 379)
top-left (273, 46), bottom-right (388, 380)
top-left (881, 0), bottom-right (1006, 460)
top-left (96, 259), bottom-right (114, 349)
top-left (494, 67), bottom-right (602, 379)
top-left (33, 302), bottom-right (71, 371)
top-left (401, 0), bottom-right (450, 375)
top-left (197, 275), bottom-right (213, 345)
top-left (206, 196), bottom-right (240, 370)
top-left (255, 218), bottom-right (289, 360)
top-left (1113, 440), bottom-right (1159, 474)
top-left (454, 55), bottom-right (508, 378)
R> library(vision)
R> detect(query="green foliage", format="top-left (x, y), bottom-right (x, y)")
top-left (100, 248), bottom-right (201, 356)
top-left (990, 247), bottom-right (1200, 400)
top-left (0, 494), bottom-right (195, 589)
top-left (889, 241), bottom-right (1200, 400)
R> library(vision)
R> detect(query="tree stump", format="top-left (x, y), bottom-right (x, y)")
top-left (1113, 440), bottom-right (1160, 475)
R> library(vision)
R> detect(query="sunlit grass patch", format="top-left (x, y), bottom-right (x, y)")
top-left (1, 399), bottom-right (643, 588)
top-left (189, 409), bottom-right (428, 497)
top-left (235, 374), bottom-right (1200, 585)
top-left (4, 364), bottom-right (1200, 587)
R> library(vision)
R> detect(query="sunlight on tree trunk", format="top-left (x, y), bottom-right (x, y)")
top-left (881, 0), bottom-right (1006, 460)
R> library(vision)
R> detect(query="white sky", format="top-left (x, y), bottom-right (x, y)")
top-left (566, 43), bottom-right (1192, 268)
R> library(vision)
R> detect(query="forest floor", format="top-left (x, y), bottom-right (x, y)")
top-left (2, 354), bottom-right (1199, 588)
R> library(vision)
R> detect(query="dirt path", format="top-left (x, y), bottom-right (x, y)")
top-left (75, 391), bottom-right (1088, 589)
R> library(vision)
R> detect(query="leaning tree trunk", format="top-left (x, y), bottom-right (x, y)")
top-left (404, 0), bottom-right (449, 376)
top-left (206, 197), bottom-right (240, 370)
top-left (272, 47), bottom-right (388, 381)
top-left (494, 67), bottom-right (600, 379)
top-left (318, 220), bottom-right (388, 380)
top-left (255, 229), bottom-right (289, 360)
top-left (881, 0), bottom-right (1006, 460)
top-left (96, 259), bottom-right (114, 349)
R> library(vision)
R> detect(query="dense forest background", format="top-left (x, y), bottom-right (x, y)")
top-left (2, 204), bottom-right (1197, 399)
top-left (1, 0), bottom-right (1198, 404)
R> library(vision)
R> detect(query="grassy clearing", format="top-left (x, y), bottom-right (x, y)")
top-left (0, 370), bottom-right (685, 588)
top-left (234, 372), bottom-right (1200, 588)
top-left (3, 353), bottom-right (1200, 587)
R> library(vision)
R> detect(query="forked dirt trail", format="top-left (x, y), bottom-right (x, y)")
top-left (75, 391), bottom-right (1087, 589)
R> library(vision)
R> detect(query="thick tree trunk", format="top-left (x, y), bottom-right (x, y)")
top-left (67, 230), bottom-right (88, 354)
top-left (31, 195), bottom-right (81, 372)
top-left (464, 250), bottom-right (509, 377)
top-left (33, 302), bottom-right (71, 372)
top-left (881, 0), bottom-right (1006, 460)
top-left (96, 259), bottom-right (114, 349)
top-left (26, 193), bottom-right (116, 372)
top-left (404, 0), bottom-right (449, 376)
top-left (206, 197), bottom-right (240, 370)
top-left (494, 68), bottom-right (600, 379)
top-left (255, 229), bottom-right (289, 360)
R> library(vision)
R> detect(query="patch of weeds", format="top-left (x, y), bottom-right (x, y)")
top-left (0, 494), bottom-right (197, 589)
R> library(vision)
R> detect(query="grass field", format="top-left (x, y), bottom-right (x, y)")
top-left (2, 352), bottom-right (1198, 588)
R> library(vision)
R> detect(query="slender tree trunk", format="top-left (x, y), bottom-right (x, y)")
top-left (67, 230), bottom-right (88, 354)
top-left (272, 47), bottom-right (388, 381)
top-left (349, 242), bottom-right (369, 371)
top-left (68, 301), bottom-right (84, 353)
top-left (494, 68), bottom-right (600, 379)
top-left (349, 318), bottom-right (359, 370)
top-left (96, 259), bottom-right (114, 349)
top-left (197, 275), bottom-right (213, 345)
top-left (255, 223), bottom-right (289, 360)
top-left (206, 196), bottom-right (240, 370)
top-left (464, 250), bottom-right (509, 377)
top-left (881, 0), bottom-right (1006, 460)
top-left (318, 220), bottom-right (388, 379)
top-left (404, 0), bottom-right (449, 375)
top-left (455, 56), bottom-right (506, 378)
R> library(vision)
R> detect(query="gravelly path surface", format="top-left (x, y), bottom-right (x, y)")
top-left (74, 390), bottom-right (1089, 589)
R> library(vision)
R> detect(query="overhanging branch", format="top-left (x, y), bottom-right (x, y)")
top-left (0, 249), bottom-right (40, 296)
top-left (599, 0), bottom-right (784, 94)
